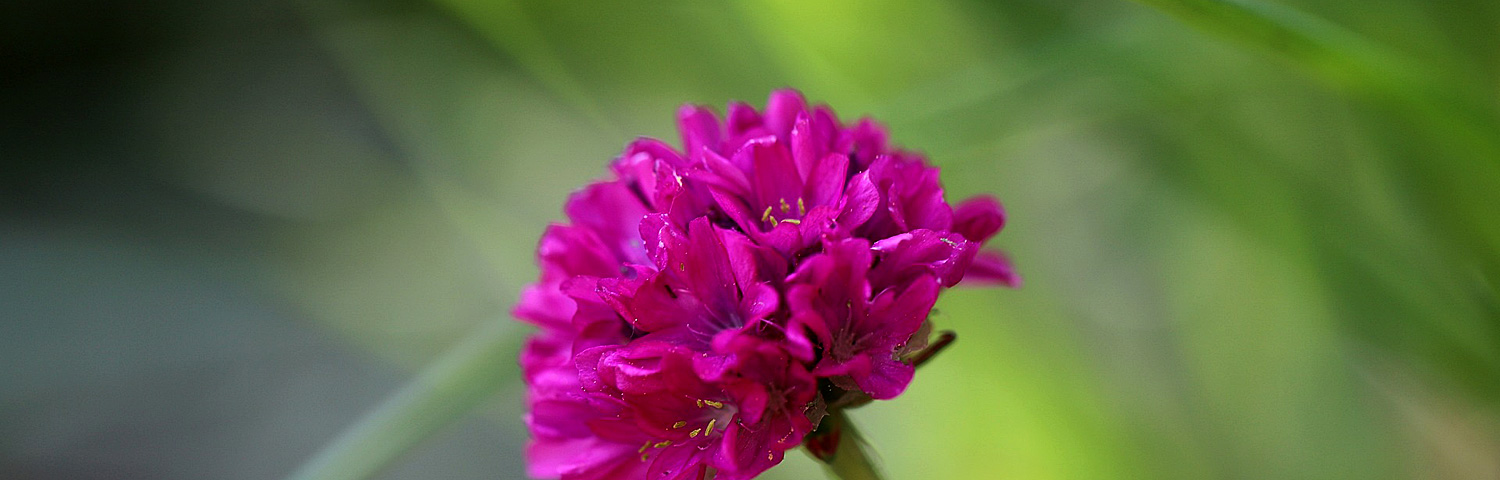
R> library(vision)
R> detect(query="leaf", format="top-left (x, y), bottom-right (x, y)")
top-left (283, 320), bottom-right (519, 480)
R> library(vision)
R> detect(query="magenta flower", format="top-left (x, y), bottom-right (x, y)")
top-left (517, 89), bottom-right (1018, 480)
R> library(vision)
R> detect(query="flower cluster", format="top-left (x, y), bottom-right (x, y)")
top-left (518, 90), bottom-right (1017, 480)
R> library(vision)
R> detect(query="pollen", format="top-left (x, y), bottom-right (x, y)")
top-left (705, 419), bottom-right (717, 435)
top-left (761, 206), bottom-right (773, 223)
top-left (654, 440), bottom-right (673, 448)
top-left (690, 428), bottom-right (701, 438)
top-left (797, 198), bottom-right (806, 215)
top-left (779, 198), bottom-right (791, 214)
top-left (702, 400), bottom-right (724, 408)
top-left (672, 421), bottom-right (686, 429)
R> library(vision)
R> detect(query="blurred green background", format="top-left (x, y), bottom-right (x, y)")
top-left (5, 0), bottom-right (1499, 478)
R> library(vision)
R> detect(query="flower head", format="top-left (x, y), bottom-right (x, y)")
top-left (517, 89), bottom-right (1017, 480)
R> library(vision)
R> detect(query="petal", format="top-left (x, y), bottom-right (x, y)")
top-left (537, 224), bottom-right (619, 280)
top-left (680, 218), bottom-right (741, 302)
top-left (677, 104), bottom-right (723, 156)
top-left (708, 186), bottom-right (759, 238)
top-left (789, 112), bottom-right (818, 179)
top-left (763, 89), bottom-right (807, 140)
top-left (953, 195), bottom-right (1006, 243)
top-left (837, 171), bottom-right (879, 231)
top-left (869, 274), bottom-right (938, 349)
top-left (648, 442), bottom-right (708, 480)
top-left (726, 381), bottom-right (770, 425)
top-left (574, 345), bottom-right (615, 393)
top-left (803, 153), bottom-right (849, 208)
top-left (616, 274), bottom-right (691, 332)
top-left (813, 354), bottom-right (873, 381)
top-left (595, 341), bottom-right (700, 395)
top-left (564, 181), bottom-right (651, 265)
top-left (713, 423), bottom-right (778, 480)
top-left (724, 102), bottom-right (766, 151)
top-left (528, 398), bottom-right (600, 439)
top-left (694, 148), bottom-right (749, 194)
top-left (741, 137), bottom-right (802, 213)
top-left (857, 356), bottom-right (916, 400)
top-left (847, 118), bottom-right (889, 169)
top-left (783, 311), bottom-right (822, 363)
top-left (870, 229), bottom-right (977, 288)
top-left (964, 250), bottom-right (1022, 288)
top-left (739, 282), bottom-right (779, 322)
top-left (810, 105), bottom-right (842, 155)
top-left (514, 283), bottom-right (576, 330)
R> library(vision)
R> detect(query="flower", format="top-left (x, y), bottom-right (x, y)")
top-left (517, 89), bottom-right (1018, 480)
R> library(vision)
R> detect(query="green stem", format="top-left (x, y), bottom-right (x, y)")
top-left (820, 410), bottom-right (887, 480)
top-left (284, 320), bottom-right (516, 480)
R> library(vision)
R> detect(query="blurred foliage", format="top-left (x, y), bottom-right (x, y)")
top-left (168, 0), bottom-right (1500, 477)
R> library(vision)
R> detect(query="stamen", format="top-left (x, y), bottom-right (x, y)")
top-left (639, 441), bottom-right (651, 453)
top-left (702, 400), bottom-right (724, 408)
top-left (690, 428), bottom-right (702, 438)
top-left (672, 421), bottom-right (686, 429)
top-left (706, 419), bottom-right (717, 435)
top-left (761, 206), bottom-right (773, 223)
top-left (779, 198), bottom-right (791, 214)
top-left (780, 219), bottom-right (801, 225)
top-left (654, 440), bottom-right (673, 448)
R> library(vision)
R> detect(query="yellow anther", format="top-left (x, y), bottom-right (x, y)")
top-left (706, 419), bottom-right (717, 435)
top-left (780, 198), bottom-right (791, 214)
top-left (639, 441), bottom-right (651, 453)
top-left (641, 453), bottom-right (650, 462)
top-left (797, 198), bottom-right (806, 215)
top-left (690, 428), bottom-right (701, 438)
top-left (761, 206), bottom-right (773, 223)
top-left (702, 400), bottom-right (724, 408)
top-left (672, 421), bottom-right (686, 429)
top-left (695, 399), bottom-right (704, 408)
top-left (780, 219), bottom-right (801, 225)
top-left (654, 440), bottom-right (673, 448)
top-left (768, 453), bottom-right (774, 461)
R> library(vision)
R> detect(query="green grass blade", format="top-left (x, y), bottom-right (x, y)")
top-left (1126, 0), bottom-right (1500, 288)
top-left (1124, 0), bottom-right (1500, 153)
top-left (428, 0), bottom-right (622, 138)
top-left (1127, 0), bottom-right (1405, 86)
top-left (283, 320), bottom-right (518, 480)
